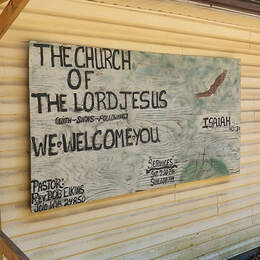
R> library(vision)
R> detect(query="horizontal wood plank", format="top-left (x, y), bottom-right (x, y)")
top-left (241, 89), bottom-right (260, 101)
top-left (0, 231), bottom-right (30, 260)
top-left (241, 143), bottom-right (260, 155)
top-left (0, 121), bottom-right (28, 136)
top-left (217, 182), bottom-right (260, 203)
top-left (0, 170), bottom-right (28, 189)
top-left (241, 111), bottom-right (255, 122)
top-left (0, 137), bottom-right (29, 153)
top-left (13, 197), bottom-right (217, 251)
top-left (241, 77), bottom-right (260, 88)
top-left (110, 216), bottom-right (253, 260)
top-left (218, 193), bottom-right (260, 214)
top-left (2, 172), bottom-right (259, 236)
top-left (23, 206), bottom-right (218, 259)
top-left (241, 154), bottom-right (260, 166)
top-left (45, 207), bottom-right (256, 260)
top-left (9, 13), bottom-right (256, 55)
top-left (0, 185), bottom-right (28, 206)
top-left (241, 132), bottom-right (260, 144)
top-left (0, 154), bottom-right (28, 170)
top-left (242, 100), bottom-right (260, 111)
top-left (241, 121), bottom-right (260, 133)
top-left (197, 236), bottom-right (260, 260)
top-left (187, 225), bottom-right (260, 260)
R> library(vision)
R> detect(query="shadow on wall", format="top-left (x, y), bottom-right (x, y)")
top-left (229, 247), bottom-right (260, 260)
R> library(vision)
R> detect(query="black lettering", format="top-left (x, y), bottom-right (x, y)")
top-left (31, 135), bottom-right (47, 156)
top-left (74, 46), bottom-right (85, 68)
top-left (125, 128), bottom-right (133, 146)
top-left (84, 132), bottom-right (93, 150)
top-left (122, 50), bottom-right (131, 70)
top-left (151, 127), bottom-right (160, 143)
top-left (83, 92), bottom-right (95, 112)
top-left (133, 128), bottom-right (141, 145)
top-left (62, 46), bottom-right (72, 67)
top-left (59, 94), bottom-right (67, 112)
top-left (67, 69), bottom-right (81, 90)
top-left (73, 93), bottom-right (83, 112)
top-left (107, 91), bottom-right (118, 110)
top-left (31, 192), bottom-right (40, 204)
top-left (104, 129), bottom-right (115, 149)
top-left (208, 118), bottom-right (213, 128)
top-left (76, 133), bottom-right (84, 151)
top-left (31, 180), bottom-right (39, 193)
top-left (84, 70), bottom-right (94, 89)
top-left (104, 48), bottom-right (113, 69)
top-left (140, 128), bottom-right (150, 143)
top-left (64, 187), bottom-right (69, 197)
top-left (112, 49), bottom-right (120, 70)
top-left (159, 90), bottom-right (167, 108)
top-left (31, 93), bottom-right (47, 113)
top-left (48, 134), bottom-right (58, 156)
top-left (213, 118), bottom-right (218, 127)
top-left (92, 130), bottom-right (102, 150)
top-left (85, 47), bottom-right (94, 68)
top-left (151, 91), bottom-right (160, 109)
top-left (119, 91), bottom-right (131, 109)
top-left (221, 117), bottom-right (225, 127)
top-left (33, 43), bottom-right (50, 66)
top-left (226, 116), bottom-right (231, 126)
top-left (95, 92), bottom-right (106, 110)
top-left (62, 133), bottom-right (76, 152)
top-left (132, 92), bottom-right (140, 109)
top-left (95, 48), bottom-right (104, 70)
top-left (47, 94), bottom-right (60, 112)
top-left (140, 91), bottom-right (150, 109)
top-left (115, 129), bottom-right (125, 148)
top-left (51, 45), bottom-right (63, 67)
top-left (202, 117), bottom-right (208, 128)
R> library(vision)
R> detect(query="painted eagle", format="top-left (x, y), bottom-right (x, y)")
top-left (195, 70), bottom-right (228, 98)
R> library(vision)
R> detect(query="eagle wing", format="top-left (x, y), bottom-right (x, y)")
top-left (196, 70), bottom-right (228, 98)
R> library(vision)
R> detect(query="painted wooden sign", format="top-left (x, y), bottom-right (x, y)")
top-left (29, 41), bottom-right (240, 212)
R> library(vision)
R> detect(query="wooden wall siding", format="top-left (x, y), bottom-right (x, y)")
top-left (1, 0), bottom-right (260, 259)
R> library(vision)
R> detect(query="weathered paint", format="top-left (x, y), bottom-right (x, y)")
top-left (29, 41), bottom-right (240, 212)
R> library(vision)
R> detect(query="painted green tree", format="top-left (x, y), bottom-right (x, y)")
top-left (181, 158), bottom-right (229, 182)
